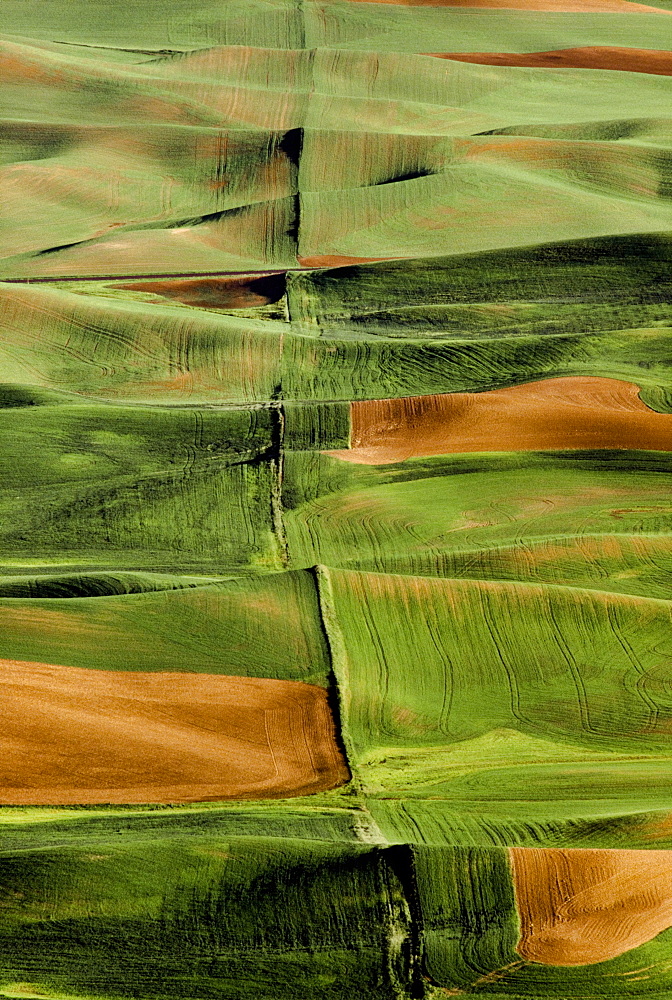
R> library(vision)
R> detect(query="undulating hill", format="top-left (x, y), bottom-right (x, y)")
top-left (2, 0), bottom-right (672, 996)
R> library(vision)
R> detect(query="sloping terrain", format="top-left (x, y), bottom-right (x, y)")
top-left (415, 845), bottom-right (672, 995)
top-left (0, 832), bottom-right (409, 1000)
top-left (0, 572), bottom-right (331, 683)
top-left (0, 395), bottom-right (281, 570)
top-left (0, 661), bottom-right (348, 804)
top-left (331, 377), bottom-right (672, 464)
top-left (3, 29), bottom-right (672, 276)
top-left (321, 567), bottom-right (672, 813)
top-left (2, 2), bottom-right (672, 998)
top-left (283, 448), bottom-right (672, 594)
top-left (511, 848), bottom-right (672, 966)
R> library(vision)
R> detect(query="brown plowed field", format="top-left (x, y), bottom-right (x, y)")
top-left (330, 0), bottom-right (670, 11)
top-left (510, 848), bottom-right (672, 966)
top-left (428, 46), bottom-right (672, 74)
top-left (297, 254), bottom-right (393, 268)
top-left (112, 273), bottom-right (287, 308)
top-left (328, 377), bottom-right (672, 465)
top-left (0, 660), bottom-right (349, 804)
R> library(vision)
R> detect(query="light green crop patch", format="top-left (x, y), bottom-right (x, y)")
top-left (3, 0), bottom-right (672, 52)
top-left (3, 38), bottom-right (672, 281)
top-left (0, 570), bottom-right (331, 684)
top-left (284, 450), bottom-right (672, 595)
top-left (324, 565), bottom-right (672, 819)
top-left (368, 798), bottom-right (672, 850)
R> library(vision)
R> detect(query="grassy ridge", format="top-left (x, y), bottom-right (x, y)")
top-left (288, 234), bottom-right (672, 341)
top-left (0, 396), bottom-right (280, 570)
top-left (3, 1), bottom-right (672, 52)
top-left (2, 275), bottom-right (672, 403)
top-left (284, 449), bottom-right (672, 596)
top-left (0, 571), bottom-right (331, 684)
top-left (0, 835), bottom-right (409, 1000)
top-left (368, 798), bottom-right (672, 849)
top-left (3, 40), bottom-right (672, 275)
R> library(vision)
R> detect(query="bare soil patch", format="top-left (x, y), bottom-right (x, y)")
top-left (297, 255), bottom-right (393, 268)
top-left (329, 377), bottom-right (672, 465)
top-left (332, 0), bottom-right (670, 11)
top-left (112, 273), bottom-right (286, 309)
top-left (0, 660), bottom-right (349, 804)
top-left (510, 847), bottom-right (672, 966)
top-left (428, 47), bottom-right (672, 74)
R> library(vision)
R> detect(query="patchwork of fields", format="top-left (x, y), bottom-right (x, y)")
top-left (2, 0), bottom-right (672, 996)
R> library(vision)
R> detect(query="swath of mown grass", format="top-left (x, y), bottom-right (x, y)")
top-left (0, 799), bottom-right (364, 849)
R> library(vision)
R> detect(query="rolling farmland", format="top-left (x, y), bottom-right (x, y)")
top-left (2, 0), bottom-right (672, 996)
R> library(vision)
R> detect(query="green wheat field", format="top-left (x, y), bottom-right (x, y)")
top-left (2, 0), bottom-right (672, 996)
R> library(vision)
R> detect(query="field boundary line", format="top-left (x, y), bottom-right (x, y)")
top-left (311, 564), bottom-right (360, 790)
top-left (268, 400), bottom-right (290, 569)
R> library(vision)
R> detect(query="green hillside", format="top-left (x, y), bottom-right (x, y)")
top-left (284, 449), bottom-right (672, 593)
top-left (0, 397), bottom-right (280, 570)
top-left (0, 571), bottom-right (331, 684)
top-left (3, 0), bottom-right (672, 997)
top-left (0, 833), bottom-right (410, 1000)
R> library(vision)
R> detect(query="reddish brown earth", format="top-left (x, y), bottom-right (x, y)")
top-left (510, 848), bottom-right (672, 965)
top-left (112, 273), bottom-right (287, 309)
top-left (328, 377), bottom-right (672, 465)
top-left (428, 46), bottom-right (672, 74)
top-left (325, 0), bottom-right (670, 11)
top-left (0, 660), bottom-right (349, 804)
top-left (297, 254), bottom-right (394, 268)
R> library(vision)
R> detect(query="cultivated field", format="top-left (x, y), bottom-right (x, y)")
top-left (2, 0), bottom-right (672, 996)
